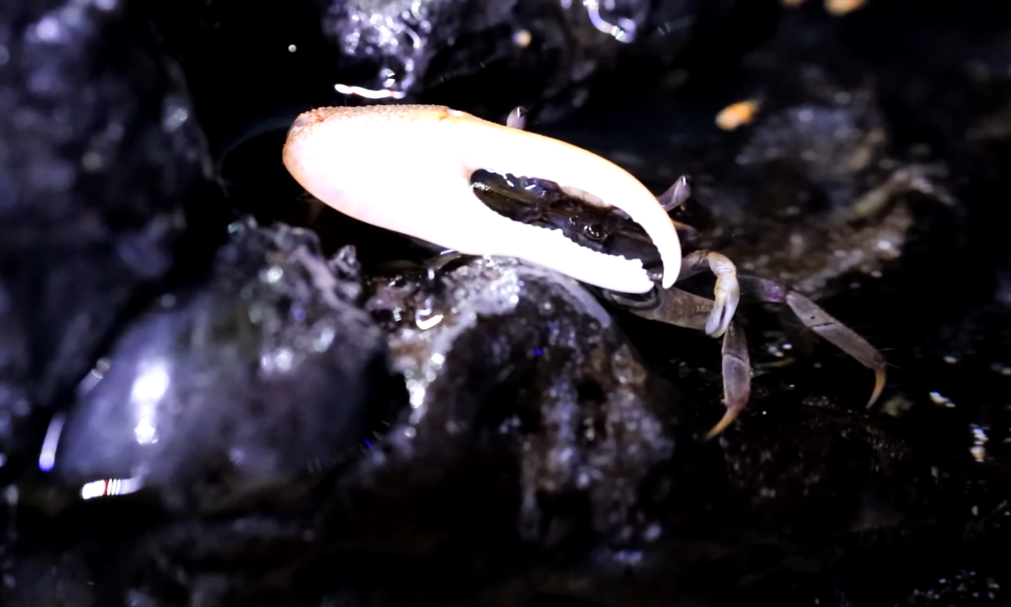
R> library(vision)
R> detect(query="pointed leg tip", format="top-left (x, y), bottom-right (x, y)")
top-left (703, 408), bottom-right (741, 441)
top-left (866, 367), bottom-right (886, 409)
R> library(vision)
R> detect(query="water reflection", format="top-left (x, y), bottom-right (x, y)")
top-left (130, 358), bottom-right (170, 446)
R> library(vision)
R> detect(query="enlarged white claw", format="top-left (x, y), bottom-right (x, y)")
top-left (282, 104), bottom-right (681, 295)
top-left (454, 112), bottom-right (682, 292)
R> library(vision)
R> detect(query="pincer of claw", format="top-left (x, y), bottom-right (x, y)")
top-left (282, 105), bottom-right (682, 293)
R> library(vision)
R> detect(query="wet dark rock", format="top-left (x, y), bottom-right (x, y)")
top-left (898, 569), bottom-right (1009, 606)
top-left (353, 256), bottom-right (681, 546)
top-left (2, 547), bottom-right (96, 607)
top-left (4, 254), bottom-right (687, 607)
top-left (156, 0), bottom-right (731, 125)
top-left (235, 257), bottom-right (686, 606)
top-left (323, 0), bottom-right (730, 121)
top-left (0, 0), bottom-right (212, 469)
top-left (532, 405), bottom-right (972, 606)
top-left (144, 0), bottom-right (745, 216)
top-left (46, 219), bottom-right (389, 514)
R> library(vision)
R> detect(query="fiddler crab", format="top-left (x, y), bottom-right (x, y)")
top-left (282, 104), bottom-right (887, 438)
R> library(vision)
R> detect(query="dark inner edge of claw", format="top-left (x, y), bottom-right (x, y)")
top-left (469, 169), bottom-right (665, 282)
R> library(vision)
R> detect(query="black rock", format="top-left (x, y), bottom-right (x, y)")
top-left (0, 0), bottom-right (212, 471)
top-left (51, 220), bottom-right (389, 514)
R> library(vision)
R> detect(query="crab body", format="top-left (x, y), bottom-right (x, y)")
top-left (282, 104), bottom-right (886, 437)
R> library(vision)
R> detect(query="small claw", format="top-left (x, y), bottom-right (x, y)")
top-left (703, 254), bottom-right (740, 338)
top-left (706, 274), bottom-right (740, 338)
top-left (784, 291), bottom-right (887, 407)
top-left (705, 322), bottom-right (751, 440)
top-left (596, 286), bottom-right (753, 438)
top-left (658, 175), bottom-right (692, 211)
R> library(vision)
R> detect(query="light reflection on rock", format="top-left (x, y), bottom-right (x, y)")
top-left (52, 220), bottom-right (390, 514)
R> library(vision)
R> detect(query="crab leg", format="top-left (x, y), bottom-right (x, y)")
top-left (713, 322), bottom-right (750, 439)
top-left (738, 275), bottom-right (887, 407)
top-left (657, 176), bottom-right (693, 211)
top-left (652, 175), bottom-right (701, 240)
top-left (600, 287), bottom-right (751, 439)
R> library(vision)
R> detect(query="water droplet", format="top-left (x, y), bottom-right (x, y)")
top-left (581, 0), bottom-right (637, 42)
top-left (311, 323), bottom-right (335, 352)
top-left (512, 29), bottom-right (532, 48)
top-left (406, 378), bottom-right (426, 408)
top-left (262, 265), bottom-right (283, 283)
top-left (81, 151), bottom-right (103, 171)
top-left (643, 523), bottom-right (662, 541)
top-left (34, 16), bottom-right (62, 43)
top-left (970, 424), bottom-right (989, 463)
top-left (874, 238), bottom-right (895, 252)
top-left (162, 98), bottom-right (190, 132)
top-left (929, 391), bottom-right (955, 407)
top-left (612, 549), bottom-right (643, 566)
top-left (415, 310), bottom-right (443, 330)
top-left (261, 348), bottom-right (294, 373)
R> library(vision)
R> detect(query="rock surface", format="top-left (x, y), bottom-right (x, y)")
top-left (0, 0), bottom-right (212, 478)
top-left (52, 220), bottom-right (389, 515)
